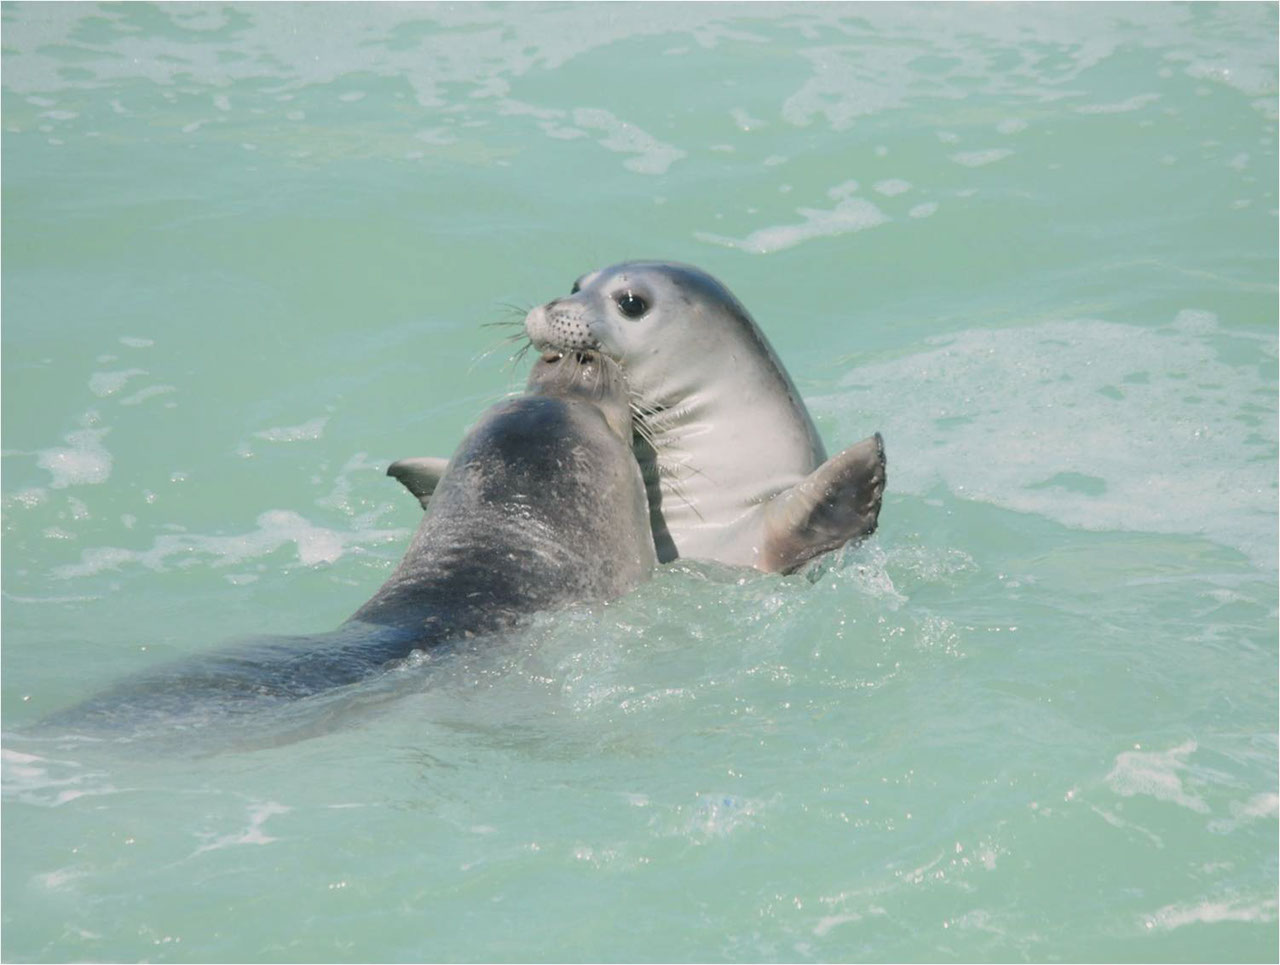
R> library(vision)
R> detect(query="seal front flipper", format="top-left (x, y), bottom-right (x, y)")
top-left (388, 457), bottom-right (449, 509)
top-left (759, 432), bottom-right (887, 574)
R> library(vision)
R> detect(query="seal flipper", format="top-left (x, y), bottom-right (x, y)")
top-left (759, 433), bottom-right (886, 574)
top-left (388, 457), bottom-right (449, 509)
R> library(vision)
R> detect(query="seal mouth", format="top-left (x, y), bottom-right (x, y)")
top-left (541, 349), bottom-right (600, 366)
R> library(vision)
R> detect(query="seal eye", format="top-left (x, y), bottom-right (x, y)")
top-left (615, 290), bottom-right (648, 319)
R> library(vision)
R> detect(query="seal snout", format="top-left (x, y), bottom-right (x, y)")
top-left (525, 300), bottom-right (599, 354)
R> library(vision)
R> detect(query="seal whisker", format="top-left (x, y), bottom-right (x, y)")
top-left (474, 334), bottom-right (523, 367)
top-left (630, 414), bottom-right (658, 452)
top-left (506, 340), bottom-right (536, 371)
top-left (497, 300), bottom-right (532, 318)
top-left (665, 477), bottom-right (703, 521)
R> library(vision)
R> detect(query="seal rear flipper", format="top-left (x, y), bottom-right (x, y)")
top-left (388, 456), bottom-right (450, 509)
top-left (759, 432), bottom-right (887, 574)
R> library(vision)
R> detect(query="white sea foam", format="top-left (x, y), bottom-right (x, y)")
top-left (816, 314), bottom-right (1279, 568)
top-left (53, 510), bottom-right (408, 578)
top-left (36, 414), bottom-right (112, 489)
top-left (696, 196), bottom-right (889, 254)
top-left (873, 179), bottom-right (911, 196)
top-left (193, 801), bottom-right (291, 856)
top-left (730, 107), bottom-right (765, 132)
top-left (570, 108), bottom-right (686, 175)
top-left (1106, 741), bottom-right (1208, 813)
top-left (827, 180), bottom-right (859, 200)
top-left (119, 384), bottom-right (176, 406)
top-left (5, 487), bottom-right (49, 510)
top-left (1208, 792), bottom-right (1280, 833)
top-left (950, 148), bottom-right (1014, 167)
top-left (316, 451), bottom-right (400, 517)
top-left (1144, 896), bottom-right (1278, 931)
top-left (776, 5), bottom-right (1275, 131)
top-left (1075, 93), bottom-right (1162, 114)
top-left (677, 792), bottom-right (769, 841)
top-left (1, 748), bottom-right (120, 808)
top-left (34, 868), bottom-right (88, 891)
top-left (88, 368), bottom-right (147, 397)
top-left (0, 3), bottom-right (1257, 113)
top-left (253, 416), bottom-right (329, 443)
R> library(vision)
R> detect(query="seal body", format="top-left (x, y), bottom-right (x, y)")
top-left (358, 350), bottom-right (655, 634)
top-left (522, 261), bottom-right (886, 572)
top-left (50, 352), bottom-right (654, 732)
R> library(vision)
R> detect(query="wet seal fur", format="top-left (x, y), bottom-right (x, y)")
top-left (48, 351), bottom-right (654, 733)
top-left (394, 261), bottom-right (886, 574)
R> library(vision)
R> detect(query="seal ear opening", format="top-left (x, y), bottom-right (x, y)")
top-left (388, 457), bottom-right (449, 509)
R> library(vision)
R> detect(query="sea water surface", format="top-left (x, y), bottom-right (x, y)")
top-left (2, 3), bottom-right (1277, 962)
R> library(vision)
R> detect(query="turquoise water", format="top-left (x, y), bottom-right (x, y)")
top-left (3, 2), bottom-right (1277, 961)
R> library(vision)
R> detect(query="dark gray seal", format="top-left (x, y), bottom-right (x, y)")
top-left (47, 350), bottom-right (655, 734)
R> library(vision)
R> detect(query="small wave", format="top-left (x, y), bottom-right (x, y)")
top-left (1208, 791), bottom-right (1280, 833)
top-left (88, 368), bottom-right (147, 398)
top-left (1106, 740), bottom-right (1208, 813)
top-left (570, 108), bottom-right (686, 175)
top-left (697, 195), bottom-right (889, 255)
top-left (192, 801), bottom-right (291, 856)
top-left (950, 148), bottom-right (1014, 167)
top-left (253, 416), bottom-right (329, 443)
top-left (53, 510), bottom-right (407, 577)
top-left (1144, 896), bottom-right (1279, 931)
top-left (816, 314), bottom-right (1279, 568)
top-left (1075, 93), bottom-right (1163, 115)
top-left (674, 792), bottom-right (771, 842)
top-left (36, 413), bottom-right (112, 490)
top-left (873, 179), bottom-right (912, 196)
top-left (119, 385), bottom-right (176, 407)
top-left (0, 747), bottom-right (121, 808)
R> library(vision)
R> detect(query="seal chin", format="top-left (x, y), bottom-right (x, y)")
top-left (527, 349), bottom-right (632, 442)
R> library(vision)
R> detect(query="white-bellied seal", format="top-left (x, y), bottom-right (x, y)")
top-left (392, 261), bottom-right (885, 574)
top-left (47, 350), bottom-right (655, 733)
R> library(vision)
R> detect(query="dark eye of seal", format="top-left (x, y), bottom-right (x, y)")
top-left (615, 290), bottom-right (648, 319)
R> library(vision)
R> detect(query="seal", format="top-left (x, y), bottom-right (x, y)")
top-left (364, 348), bottom-right (655, 632)
top-left (49, 351), bottom-right (655, 732)
top-left (393, 261), bottom-right (886, 573)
